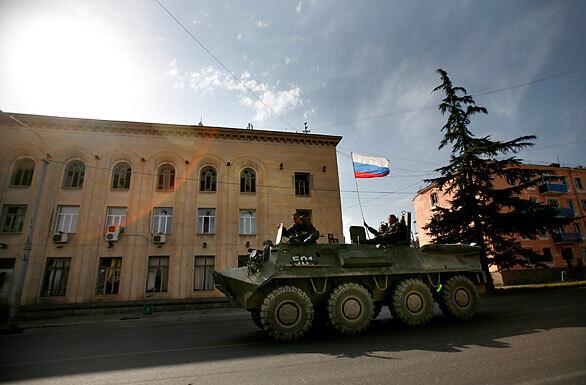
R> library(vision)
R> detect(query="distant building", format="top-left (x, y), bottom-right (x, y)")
top-left (413, 163), bottom-right (586, 285)
top-left (0, 113), bottom-right (343, 306)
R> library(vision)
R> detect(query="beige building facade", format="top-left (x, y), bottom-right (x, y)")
top-left (0, 113), bottom-right (343, 306)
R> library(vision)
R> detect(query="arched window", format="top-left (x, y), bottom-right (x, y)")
top-left (111, 162), bottom-right (132, 189)
top-left (240, 168), bottom-right (256, 193)
top-left (11, 158), bottom-right (35, 186)
top-left (200, 166), bottom-right (217, 192)
top-left (62, 160), bottom-right (85, 188)
top-left (157, 164), bottom-right (175, 190)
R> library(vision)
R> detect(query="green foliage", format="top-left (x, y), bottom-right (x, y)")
top-left (424, 69), bottom-right (572, 286)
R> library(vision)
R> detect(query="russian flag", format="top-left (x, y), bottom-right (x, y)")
top-left (352, 152), bottom-right (390, 178)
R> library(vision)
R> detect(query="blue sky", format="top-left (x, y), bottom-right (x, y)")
top-left (1, 0), bottom-right (585, 236)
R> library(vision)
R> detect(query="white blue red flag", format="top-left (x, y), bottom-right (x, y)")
top-left (352, 152), bottom-right (390, 178)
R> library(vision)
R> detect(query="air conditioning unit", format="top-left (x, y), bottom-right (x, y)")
top-left (52, 233), bottom-right (69, 243)
top-left (153, 234), bottom-right (167, 244)
top-left (105, 225), bottom-right (120, 242)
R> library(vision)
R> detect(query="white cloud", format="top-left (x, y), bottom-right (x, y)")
top-left (296, 1), bottom-right (303, 12)
top-left (237, 33), bottom-right (242, 40)
top-left (303, 108), bottom-right (317, 119)
top-left (165, 59), bottom-right (185, 90)
top-left (255, 19), bottom-right (269, 29)
top-left (188, 65), bottom-right (304, 121)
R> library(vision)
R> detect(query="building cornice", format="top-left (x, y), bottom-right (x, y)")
top-left (1, 113), bottom-right (342, 147)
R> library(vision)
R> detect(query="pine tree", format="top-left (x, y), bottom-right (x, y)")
top-left (424, 69), bottom-right (572, 291)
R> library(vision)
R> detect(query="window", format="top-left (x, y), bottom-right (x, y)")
top-left (157, 164), bottom-right (175, 190)
top-left (55, 206), bottom-right (79, 234)
top-left (541, 248), bottom-right (553, 262)
top-left (238, 255), bottom-right (248, 268)
top-left (240, 168), bottom-right (256, 193)
top-left (559, 177), bottom-right (567, 186)
top-left (41, 258), bottom-right (70, 296)
top-left (239, 209), bottom-right (256, 235)
top-left (529, 197), bottom-right (538, 204)
top-left (96, 257), bottom-right (122, 295)
top-left (152, 208), bottom-right (173, 234)
top-left (546, 198), bottom-right (559, 207)
top-left (194, 255), bottom-right (214, 291)
top-left (574, 223), bottom-right (583, 235)
top-left (1, 205), bottom-right (27, 233)
top-left (146, 256), bottom-right (169, 293)
top-left (294, 172), bottom-right (311, 196)
top-left (11, 158), bottom-right (34, 186)
top-left (200, 166), bottom-right (217, 192)
top-left (582, 200), bottom-right (586, 211)
top-left (581, 248), bottom-right (586, 262)
top-left (105, 207), bottom-right (127, 229)
top-left (567, 200), bottom-right (575, 210)
top-left (111, 162), bottom-right (131, 189)
top-left (197, 208), bottom-right (216, 234)
top-left (62, 160), bottom-right (85, 188)
top-left (0, 258), bottom-right (16, 299)
top-left (430, 192), bottom-right (438, 206)
top-left (296, 209), bottom-right (312, 222)
top-left (574, 177), bottom-right (584, 191)
top-left (505, 175), bottom-right (516, 186)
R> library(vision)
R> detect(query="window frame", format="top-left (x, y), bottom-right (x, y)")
top-left (62, 160), bottom-right (85, 189)
top-left (41, 257), bottom-right (71, 297)
top-left (0, 258), bottom-right (16, 299)
top-left (146, 256), bottom-right (169, 293)
top-left (197, 208), bottom-right (216, 234)
top-left (105, 207), bottom-right (127, 231)
top-left (240, 168), bottom-right (256, 193)
top-left (55, 205), bottom-right (79, 234)
top-left (430, 192), bottom-right (438, 206)
top-left (200, 166), bottom-right (217, 192)
top-left (95, 257), bottom-right (122, 295)
top-left (193, 255), bottom-right (215, 291)
top-left (1, 204), bottom-right (27, 233)
top-left (111, 162), bottom-right (132, 190)
top-left (152, 207), bottom-right (173, 235)
top-left (156, 164), bottom-right (175, 191)
top-left (10, 158), bottom-right (35, 187)
top-left (574, 177), bottom-right (584, 191)
top-left (294, 172), bottom-right (311, 196)
top-left (239, 209), bottom-right (257, 235)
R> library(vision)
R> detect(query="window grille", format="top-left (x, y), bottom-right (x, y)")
top-left (112, 163), bottom-right (131, 189)
top-left (55, 206), bottom-right (79, 233)
top-left (62, 160), bottom-right (85, 188)
top-left (41, 258), bottom-right (70, 296)
top-left (194, 255), bottom-right (214, 291)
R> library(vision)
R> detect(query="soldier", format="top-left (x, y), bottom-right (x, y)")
top-left (364, 214), bottom-right (403, 244)
top-left (282, 213), bottom-right (320, 245)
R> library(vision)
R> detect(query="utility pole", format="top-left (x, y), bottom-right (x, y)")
top-left (4, 158), bottom-right (49, 333)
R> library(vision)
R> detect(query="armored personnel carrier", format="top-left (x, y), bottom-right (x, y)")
top-left (212, 213), bottom-right (484, 342)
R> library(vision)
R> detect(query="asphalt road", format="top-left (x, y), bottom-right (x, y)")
top-left (1, 287), bottom-right (585, 385)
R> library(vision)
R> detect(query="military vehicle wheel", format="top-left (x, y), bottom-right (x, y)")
top-left (438, 275), bottom-right (479, 321)
top-left (327, 283), bottom-right (374, 335)
top-left (250, 310), bottom-right (263, 330)
top-left (260, 286), bottom-right (314, 342)
top-left (373, 302), bottom-right (383, 319)
top-left (390, 279), bottom-right (433, 326)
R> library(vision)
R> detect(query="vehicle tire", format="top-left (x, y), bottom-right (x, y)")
top-left (373, 302), bottom-right (383, 319)
top-left (438, 275), bottom-right (479, 321)
top-left (260, 286), bottom-right (314, 342)
top-left (250, 310), bottom-right (263, 330)
top-left (327, 283), bottom-right (374, 335)
top-left (390, 278), bottom-right (433, 327)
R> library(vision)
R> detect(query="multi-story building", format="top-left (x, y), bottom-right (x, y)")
top-left (413, 163), bottom-right (586, 285)
top-left (0, 113), bottom-right (343, 306)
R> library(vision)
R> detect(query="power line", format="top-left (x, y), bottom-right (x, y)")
top-left (154, 0), bottom-right (299, 132)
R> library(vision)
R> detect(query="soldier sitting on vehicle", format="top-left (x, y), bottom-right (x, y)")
top-left (282, 213), bottom-right (320, 245)
top-left (364, 214), bottom-right (404, 244)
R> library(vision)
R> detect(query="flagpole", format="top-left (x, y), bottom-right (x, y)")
top-left (351, 152), bottom-right (369, 239)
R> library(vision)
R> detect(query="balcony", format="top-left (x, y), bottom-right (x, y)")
top-left (557, 207), bottom-right (575, 217)
top-left (552, 232), bottom-right (582, 244)
top-left (538, 183), bottom-right (568, 195)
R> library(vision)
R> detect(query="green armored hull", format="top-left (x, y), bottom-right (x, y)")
top-left (212, 224), bottom-right (484, 342)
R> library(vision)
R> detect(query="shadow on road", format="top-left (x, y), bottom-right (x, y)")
top-left (0, 288), bottom-right (584, 382)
